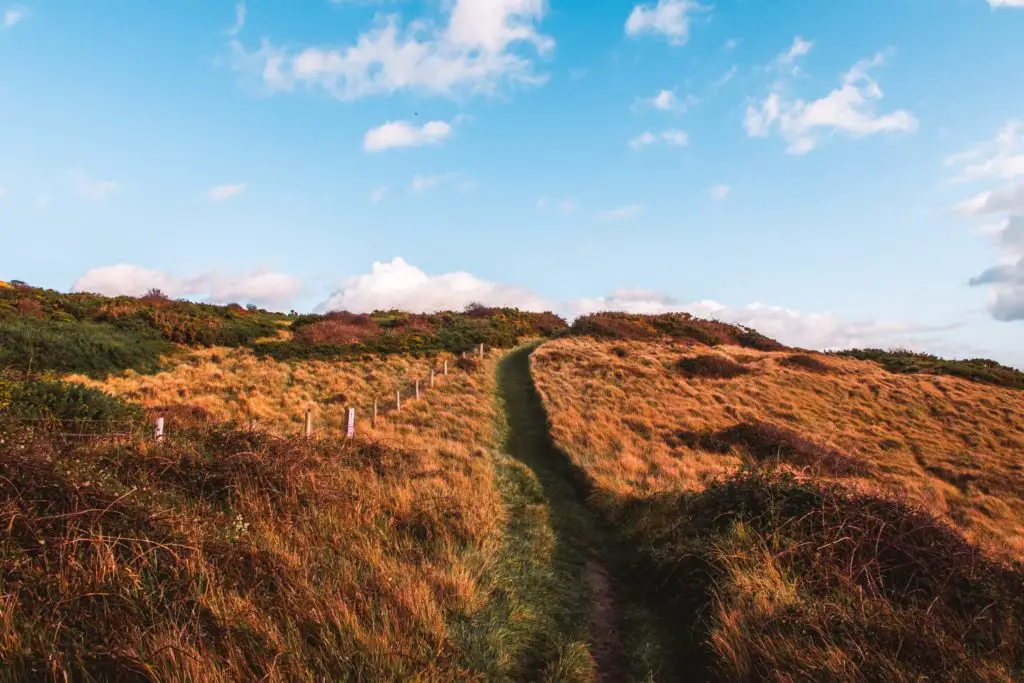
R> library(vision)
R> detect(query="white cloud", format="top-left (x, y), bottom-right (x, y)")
top-left (35, 192), bottom-right (50, 209)
top-left (630, 128), bottom-right (688, 149)
top-left (226, 2), bottom-right (246, 36)
top-left (363, 119), bottom-right (453, 152)
top-left (229, 0), bottom-right (553, 101)
top-left (745, 50), bottom-right (917, 154)
top-left (596, 204), bottom-right (645, 221)
top-left (567, 290), bottom-right (965, 353)
top-left (207, 182), bottom-right (247, 202)
top-left (713, 65), bottom-right (738, 88)
top-left (968, 216), bottom-right (1024, 321)
top-left (67, 169), bottom-right (120, 202)
top-left (3, 7), bottom-right (24, 28)
top-left (410, 172), bottom-right (463, 192)
top-left (319, 257), bottom-right (550, 312)
top-left (370, 186), bottom-right (388, 203)
top-left (723, 38), bottom-right (738, 51)
top-left (945, 121), bottom-right (1024, 184)
top-left (710, 184), bottom-right (731, 201)
top-left (955, 181), bottom-right (1024, 216)
top-left (989, 0), bottom-right (1024, 7)
top-left (625, 0), bottom-right (703, 45)
top-left (74, 264), bottom-right (302, 308)
top-left (775, 36), bottom-right (813, 71)
top-left (635, 88), bottom-right (695, 115)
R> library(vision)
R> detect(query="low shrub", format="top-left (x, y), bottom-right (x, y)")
top-left (1, 377), bottom-right (145, 429)
top-left (571, 312), bottom-right (787, 351)
top-left (0, 317), bottom-right (169, 377)
top-left (835, 348), bottom-right (1024, 390)
top-left (778, 353), bottom-right (832, 374)
top-left (677, 355), bottom-right (751, 379)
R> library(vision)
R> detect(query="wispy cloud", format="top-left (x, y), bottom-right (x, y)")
top-left (710, 184), bottom-right (732, 201)
top-left (625, 0), bottom-right (705, 45)
top-left (3, 7), bottom-right (25, 28)
top-left (226, 1), bottom-right (246, 36)
top-left (629, 129), bottom-right (689, 150)
top-left (67, 169), bottom-right (120, 202)
top-left (634, 88), bottom-right (696, 115)
top-left (369, 186), bottom-right (388, 204)
top-left (596, 204), bottom-right (645, 221)
top-left (207, 182), bottom-right (247, 202)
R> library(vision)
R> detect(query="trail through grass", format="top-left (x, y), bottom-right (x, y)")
top-left (496, 345), bottom-right (674, 682)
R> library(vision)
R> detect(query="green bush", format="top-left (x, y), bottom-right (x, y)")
top-left (2, 377), bottom-right (145, 428)
top-left (0, 318), bottom-right (169, 377)
top-left (835, 348), bottom-right (1024, 390)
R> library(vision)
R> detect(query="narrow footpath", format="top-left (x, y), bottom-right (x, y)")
top-left (497, 346), bottom-right (626, 682)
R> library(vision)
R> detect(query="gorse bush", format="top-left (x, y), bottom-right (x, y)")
top-left (571, 312), bottom-right (787, 351)
top-left (262, 305), bottom-right (568, 360)
top-left (1, 377), bottom-right (145, 428)
top-left (677, 354), bottom-right (752, 379)
top-left (0, 317), bottom-right (169, 376)
top-left (835, 348), bottom-right (1024, 390)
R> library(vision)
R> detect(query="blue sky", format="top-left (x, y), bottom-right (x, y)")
top-left (1, 0), bottom-right (1023, 365)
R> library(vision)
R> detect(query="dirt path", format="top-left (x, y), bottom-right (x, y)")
top-left (497, 346), bottom-right (626, 682)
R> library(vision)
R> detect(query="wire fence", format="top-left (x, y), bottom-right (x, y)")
top-left (0, 344), bottom-right (491, 445)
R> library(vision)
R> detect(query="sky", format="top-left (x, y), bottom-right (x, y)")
top-left (1, 0), bottom-right (1023, 367)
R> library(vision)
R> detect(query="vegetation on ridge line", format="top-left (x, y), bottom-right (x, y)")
top-left (835, 347), bottom-right (1024, 390)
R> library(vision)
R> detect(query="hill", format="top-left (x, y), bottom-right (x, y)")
top-left (2, 290), bottom-right (1023, 681)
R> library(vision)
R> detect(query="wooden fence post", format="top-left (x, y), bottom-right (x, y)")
top-left (430, 367), bottom-right (435, 387)
top-left (479, 343), bottom-right (484, 359)
top-left (396, 390), bottom-right (401, 412)
top-left (304, 410), bottom-right (313, 438)
top-left (372, 399), bottom-right (378, 428)
top-left (346, 408), bottom-right (355, 439)
top-left (444, 360), bottom-right (448, 376)
top-left (415, 379), bottom-right (420, 400)
top-left (154, 417), bottom-right (165, 442)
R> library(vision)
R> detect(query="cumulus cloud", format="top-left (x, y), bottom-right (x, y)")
top-left (745, 48), bottom-right (917, 155)
top-left (67, 169), bottom-right (120, 202)
top-left (989, 0), bottom-right (1024, 7)
top-left (74, 264), bottom-right (302, 308)
top-left (625, 0), bottom-right (703, 45)
top-left (229, 0), bottom-right (553, 101)
top-left (967, 216), bottom-right (1024, 321)
top-left (634, 89), bottom-right (695, 115)
top-left (629, 129), bottom-right (688, 149)
top-left (955, 182), bottom-right (1024, 216)
top-left (319, 257), bottom-right (551, 312)
top-left (363, 119), bottom-right (453, 152)
top-left (596, 204), bottom-right (645, 221)
top-left (710, 184), bottom-right (731, 201)
top-left (207, 182), bottom-right (247, 202)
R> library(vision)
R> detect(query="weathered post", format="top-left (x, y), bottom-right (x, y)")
top-left (443, 360), bottom-right (448, 376)
top-left (346, 407), bottom-right (355, 439)
top-left (479, 343), bottom-right (484, 358)
top-left (304, 410), bottom-right (313, 438)
top-left (396, 390), bottom-right (401, 412)
top-left (415, 379), bottom-right (420, 400)
top-left (154, 417), bottom-right (165, 442)
top-left (429, 367), bottom-right (435, 387)
top-left (372, 399), bottom-right (378, 428)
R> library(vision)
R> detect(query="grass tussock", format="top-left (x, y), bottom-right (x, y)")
top-left (835, 348), bottom-right (1024, 390)
top-left (614, 470), bottom-right (1024, 681)
top-left (531, 337), bottom-right (1024, 559)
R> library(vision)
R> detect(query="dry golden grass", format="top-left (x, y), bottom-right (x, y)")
top-left (68, 346), bottom-right (455, 436)
top-left (4, 351), bottom-right (520, 680)
top-left (531, 337), bottom-right (1024, 558)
